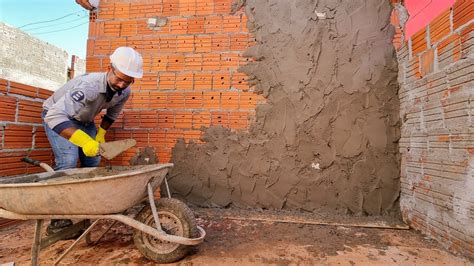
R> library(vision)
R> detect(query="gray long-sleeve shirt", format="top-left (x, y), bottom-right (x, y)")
top-left (43, 72), bottom-right (130, 131)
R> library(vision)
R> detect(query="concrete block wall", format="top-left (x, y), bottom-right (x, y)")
top-left (0, 78), bottom-right (54, 177)
top-left (86, 0), bottom-right (264, 164)
top-left (0, 23), bottom-right (69, 91)
top-left (392, 0), bottom-right (474, 258)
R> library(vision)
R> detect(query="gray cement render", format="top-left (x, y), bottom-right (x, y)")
top-left (168, 0), bottom-right (401, 215)
top-left (0, 22), bottom-right (68, 91)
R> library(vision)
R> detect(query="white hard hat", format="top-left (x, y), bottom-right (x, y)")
top-left (110, 47), bottom-right (143, 78)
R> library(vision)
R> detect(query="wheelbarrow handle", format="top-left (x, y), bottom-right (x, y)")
top-left (22, 157), bottom-right (41, 166)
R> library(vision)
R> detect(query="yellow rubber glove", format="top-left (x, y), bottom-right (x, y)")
top-left (69, 129), bottom-right (100, 157)
top-left (95, 127), bottom-right (106, 144)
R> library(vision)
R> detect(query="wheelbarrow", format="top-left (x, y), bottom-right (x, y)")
top-left (0, 159), bottom-right (206, 265)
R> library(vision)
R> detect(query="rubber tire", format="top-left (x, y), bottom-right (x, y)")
top-left (133, 198), bottom-right (198, 263)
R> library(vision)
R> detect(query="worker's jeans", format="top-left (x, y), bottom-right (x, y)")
top-left (42, 111), bottom-right (100, 170)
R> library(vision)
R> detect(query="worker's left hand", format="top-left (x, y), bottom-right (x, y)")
top-left (95, 127), bottom-right (106, 143)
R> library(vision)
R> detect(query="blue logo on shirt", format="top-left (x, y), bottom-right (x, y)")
top-left (71, 91), bottom-right (85, 102)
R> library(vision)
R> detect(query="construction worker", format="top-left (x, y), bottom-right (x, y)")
top-left (76, 0), bottom-right (99, 11)
top-left (42, 46), bottom-right (143, 235)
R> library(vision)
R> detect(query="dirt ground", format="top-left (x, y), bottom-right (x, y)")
top-left (0, 207), bottom-right (471, 265)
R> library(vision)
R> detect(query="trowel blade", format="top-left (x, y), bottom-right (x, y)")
top-left (99, 139), bottom-right (136, 160)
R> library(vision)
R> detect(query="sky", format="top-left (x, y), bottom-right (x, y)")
top-left (0, 0), bottom-right (89, 59)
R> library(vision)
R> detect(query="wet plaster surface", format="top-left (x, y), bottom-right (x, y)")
top-left (170, 0), bottom-right (401, 215)
top-left (0, 208), bottom-right (470, 265)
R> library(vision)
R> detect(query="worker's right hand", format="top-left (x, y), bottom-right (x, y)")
top-left (69, 129), bottom-right (100, 157)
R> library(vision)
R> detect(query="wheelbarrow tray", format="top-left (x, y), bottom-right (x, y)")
top-left (0, 163), bottom-right (173, 215)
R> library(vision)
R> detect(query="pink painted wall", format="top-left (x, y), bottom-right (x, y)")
top-left (405, 0), bottom-right (455, 40)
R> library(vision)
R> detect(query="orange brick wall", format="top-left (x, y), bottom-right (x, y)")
top-left (0, 78), bottom-right (54, 177)
top-left (392, 0), bottom-right (474, 258)
top-left (87, 0), bottom-right (264, 164)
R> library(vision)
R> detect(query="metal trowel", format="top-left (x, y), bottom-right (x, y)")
top-left (99, 139), bottom-right (137, 160)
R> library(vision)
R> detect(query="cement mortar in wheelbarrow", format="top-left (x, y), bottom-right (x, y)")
top-left (0, 163), bottom-right (206, 265)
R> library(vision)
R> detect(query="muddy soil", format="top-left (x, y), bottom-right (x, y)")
top-left (0, 207), bottom-right (470, 265)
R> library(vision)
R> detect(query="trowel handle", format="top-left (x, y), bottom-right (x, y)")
top-left (21, 157), bottom-right (55, 173)
top-left (22, 157), bottom-right (41, 166)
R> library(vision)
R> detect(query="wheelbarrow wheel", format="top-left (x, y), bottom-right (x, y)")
top-left (133, 198), bottom-right (198, 263)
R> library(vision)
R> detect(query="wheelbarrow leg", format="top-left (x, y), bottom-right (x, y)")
top-left (31, 219), bottom-right (43, 266)
top-left (53, 219), bottom-right (101, 266)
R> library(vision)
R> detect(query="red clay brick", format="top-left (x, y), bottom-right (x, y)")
top-left (196, 1), bottom-right (214, 15)
top-left (130, 3), bottom-right (163, 18)
top-left (192, 112), bottom-right (211, 129)
top-left (453, 0), bottom-right (474, 30)
top-left (183, 130), bottom-right (203, 143)
top-left (179, 0), bottom-right (196, 16)
top-left (159, 36), bottom-right (178, 53)
top-left (123, 110), bottom-right (141, 128)
top-left (120, 20), bottom-right (137, 36)
top-left (0, 96), bottom-right (17, 122)
top-left (429, 8), bottom-right (451, 45)
top-left (140, 111), bottom-right (159, 128)
top-left (0, 79), bottom-right (8, 93)
top-left (174, 112), bottom-right (193, 128)
top-left (211, 111), bottom-right (230, 127)
top-left (221, 53), bottom-right (240, 70)
top-left (231, 72), bottom-right (249, 90)
top-left (188, 17), bottom-right (205, 34)
top-left (158, 112), bottom-right (175, 128)
top-left (0, 151), bottom-right (29, 176)
top-left (223, 15), bottom-right (241, 33)
top-left (203, 92), bottom-right (221, 109)
top-left (202, 54), bottom-right (221, 71)
top-left (170, 18), bottom-right (188, 35)
top-left (149, 130), bottom-right (167, 146)
top-left (411, 28), bottom-right (427, 56)
top-left (9, 81), bottom-right (38, 98)
top-left (149, 91), bottom-right (168, 108)
top-left (130, 91), bottom-right (151, 109)
top-left (159, 72), bottom-right (176, 90)
top-left (221, 91), bottom-right (240, 110)
top-left (240, 91), bottom-right (259, 109)
top-left (214, 0), bottom-right (232, 14)
top-left (205, 16), bottom-right (223, 33)
top-left (114, 3), bottom-right (130, 19)
top-left (230, 33), bottom-right (250, 50)
top-left (184, 92), bottom-right (203, 108)
top-left (229, 111), bottom-right (249, 129)
top-left (103, 21), bottom-right (121, 37)
top-left (150, 55), bottom-right (169, 72)
top-left (167, 55), bottom-right (186, 71)
top-left (213, 73), bottom-right (231, 89)
top-left (195, 35), bottom-right (212, 53)
top-left (176, 73), bottom-right (194, 90)
top-left (438, 33), bottom-right (462, 63)
top-left (18, 100), bottom-right (43, 124)
top-left (177, 36), bottom-right (195, 53)
top-left (37, 88), bottom-right (53, 100)
top-left (212, 34), bottom-right (230, 51)
top-left (163, 0), bottom-right (179, 16)
top-left (195, 73), bottom-right (213, 89)
top-left (4, 124), bottom-right (33, 149)
top-left (166, 92), bottom-right (185, 109)
top-left (185, 54), bottom-right (203, 71)
top-left (34, 127), bottom-right (50, 149)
